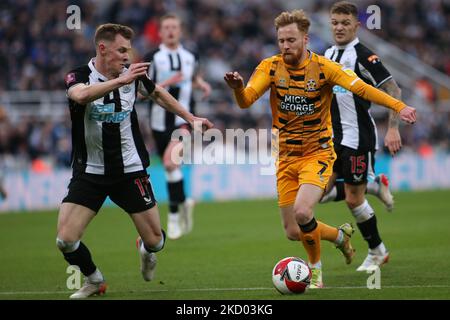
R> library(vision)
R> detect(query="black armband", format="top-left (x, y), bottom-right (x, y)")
top-left (139, 75), bottom-right (156, 94)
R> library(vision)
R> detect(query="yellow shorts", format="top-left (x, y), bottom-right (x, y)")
top-left (276, 150), bottom-right (336, 207)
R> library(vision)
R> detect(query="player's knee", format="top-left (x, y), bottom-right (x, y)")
top-left (344, 185), bottom-right (365, 209)
top-left (163, 146), bottom-right (182, 171)
top-left (282, 221), bottom-right (301, 241)
top-left (345, 194), bottom-right (365, 209)
top-left (163, 160), bottom-right (176, 172)
top-left (56, 237), bottom-right (80, 253)
top-left (293, 205), bottom-right (312, 224)
top-left (142, 230), bottom-right (166, 253)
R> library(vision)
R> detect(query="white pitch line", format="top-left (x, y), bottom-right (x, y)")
top-left (0, 285), bottom-right (449, 296)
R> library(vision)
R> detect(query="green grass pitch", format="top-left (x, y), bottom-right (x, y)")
top-left (0, 190), bottom-right (449, 300)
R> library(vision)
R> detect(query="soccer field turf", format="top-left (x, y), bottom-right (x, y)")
top-left (0, 190), bottom-right (449, 300)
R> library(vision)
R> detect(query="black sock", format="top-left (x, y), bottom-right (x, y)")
top-left (168, 180), bottom-right (186, 212)
top-left (357, 215), bottom-right (382, 249)
top-left (63, 242), bottom-right (97, 276)
top-left (169, 204), bottom-right (179, 213)
top-left (334, 181), bottom-right (346, 202)
top-left (299, 217), bottom-right (318, 233)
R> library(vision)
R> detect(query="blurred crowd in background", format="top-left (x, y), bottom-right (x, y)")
top-left (0, 0), bottom-right (449, 171)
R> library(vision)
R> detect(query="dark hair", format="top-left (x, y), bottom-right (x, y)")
top-left (274, 9), bottom-right (310, 33)
top-left (330, 1), bottom-right (359, 18)
top-left (94, 23), bottom-right (134, 45)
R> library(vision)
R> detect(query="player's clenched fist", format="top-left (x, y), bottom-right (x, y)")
top-left (224, 71), bottom-right (244, 89)
top-left (399, 106), bottom-right (417, 124)
top-left (120, 62), bottom-right (151, 85)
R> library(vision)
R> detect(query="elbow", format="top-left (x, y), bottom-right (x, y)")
top-left (234, 91), bottom-right (254, 109)
top-left (72, 91), bottom-right (90, 105)
top-left (237, 102), bottom-right (252, 109)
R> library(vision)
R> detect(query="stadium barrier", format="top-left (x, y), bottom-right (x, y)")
top-left (1, 153), bottom-right (449, 212)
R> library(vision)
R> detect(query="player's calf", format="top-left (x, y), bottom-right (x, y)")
top-left (56, 238), bottom-right (101, 279)
top-left (57, 238), bottom-right (106, 298)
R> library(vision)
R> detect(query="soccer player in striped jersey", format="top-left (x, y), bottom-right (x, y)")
top-left (144, 14), bottom-right (211, 240)
top-left (224, 9), bottom-right (416, 288)
top-left (57, 23), bottom-right (212, 299)
top-left (321, 1), bottom-right (402, 271)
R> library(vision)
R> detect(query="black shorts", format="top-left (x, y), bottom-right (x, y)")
top-left (62, 171), bottom-right (157, 214)
top-left (333, 144), bottom-right (376, 185)
top-left (152, 124), bottom-right (190, 158)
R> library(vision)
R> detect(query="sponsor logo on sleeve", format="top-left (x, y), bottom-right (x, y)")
top-left (367, 55), bottom-right (380, 64)
top-left (65, 73), bottom-right (76, 86)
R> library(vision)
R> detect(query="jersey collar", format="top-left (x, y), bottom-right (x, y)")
top-left (88, 58), bottom-right (127, 81)
top-left (336, 37), bottom-right (360, 50)
top-left (88, 58), bottom-right (109, 81)
top-left (285, 50), bottom-right (312, 70)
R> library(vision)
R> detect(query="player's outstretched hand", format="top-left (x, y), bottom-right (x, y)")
top-left (224, 71), bottom-right (244, 89)
top-left (120, 62), bottom-right (151, 85)
top-left (190, 117), bottom-right (214, 133)
top-left (199, 82), bottom-right (212, 100)
top-left (399, 106), bottom-right (416, 124)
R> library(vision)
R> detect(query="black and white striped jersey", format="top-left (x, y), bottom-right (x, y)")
top-left (64, 58), bottom-right (153, 176)
top-left (144, 44), bottom-right (197, 132)
top-left (324, 38), bottom-right (392, 151)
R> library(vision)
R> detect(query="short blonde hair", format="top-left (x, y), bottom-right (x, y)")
top-left (274, 9), bottom-right (310, 33)
top-left (160, 13), bottom-right (182, 25)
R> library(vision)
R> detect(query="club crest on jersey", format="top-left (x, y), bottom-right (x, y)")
top-left (306, 79), bottom-right (317, 92)
top-left (342, 60), bottom-right (352, 68)
top-left (278, 78), bottom-right (286, 86)
top-left (122, 85), bottom-right (132, 93)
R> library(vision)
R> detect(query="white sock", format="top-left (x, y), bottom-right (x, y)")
top-left (351, 199), bottom-right (374, 223)
top-left (320, 187), bottom-right (337, 203)
top-left (334, 229), bottom-right (344, 246)
top-left (169, 212), bottom-right (180, 220)
top-left (165, 168), bottom-right (183, 183)
top-left (88, 268), bottom-right (104, 283)
top-left (370, 242), bottom-right (387, 256)
top-left (309, 261), bottom-right (322, 269)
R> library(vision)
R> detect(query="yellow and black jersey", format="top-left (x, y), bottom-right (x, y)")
top-left (233, 51), bottom-right (406, 158)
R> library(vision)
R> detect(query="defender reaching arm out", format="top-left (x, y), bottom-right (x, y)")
top-left (320, 56), bottom-right (416, 124)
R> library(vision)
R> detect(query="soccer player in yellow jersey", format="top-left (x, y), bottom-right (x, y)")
top-left (224, 9), bottom-right (416, 288)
